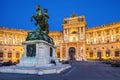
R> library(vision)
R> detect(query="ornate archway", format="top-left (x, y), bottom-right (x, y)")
top-left (69, 47), bottom-right (76, 60)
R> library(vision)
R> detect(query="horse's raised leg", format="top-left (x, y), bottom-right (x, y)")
top-left (32, 15), bottom-right (38, 26)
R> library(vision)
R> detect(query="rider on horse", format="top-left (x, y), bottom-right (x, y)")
top-left (31, 4), bottom-right (49, 34)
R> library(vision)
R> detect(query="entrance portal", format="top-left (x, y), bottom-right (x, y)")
top-left (69, 47), bottom-right (76, 60)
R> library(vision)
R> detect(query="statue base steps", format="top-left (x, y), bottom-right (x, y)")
top-left (0, 64), bottom-right (71, 75)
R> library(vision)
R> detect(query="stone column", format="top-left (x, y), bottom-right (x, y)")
top-left (83, 27), bottom-right (85, 40)
top-left (67, 28), bottom-right (69, 41)
top-left (66, 44), bottom-right (68, 60)
top-left (63, 29), bottom-right (65, 41)
top-left (60, 44), bottom-right (63, 61)
top-left (102, 51), bottom-right (106, 59)
top-left (111, 30), bottom-right (113, 41)
top-left (20, 36), bottom-right (22, 44)
top-left (14, 35), bottom-right (17, 45)
top-left (79, 27), bottom-right (81, 41)
top-left (13, 34), bottom-right (15, 44)
top-left (83, 43), bottom-right (86, 60)
top-left (113, 29), bottom-right (116, 41)
top-left (6, 33), bottom-right (8, 44)
top-left (80, 46), bottom-right (83, 61)
top-left (3, 32), bottom-right (6, 44)
top-left (76, 43), bottom-right (78, 60)
top-left (94, 52), bottom-right (97, 59)
top-left (102, 31), bottom-right (104, 43)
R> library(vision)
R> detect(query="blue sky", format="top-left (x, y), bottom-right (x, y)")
top-left (0, 0), bottom-right (120, 31)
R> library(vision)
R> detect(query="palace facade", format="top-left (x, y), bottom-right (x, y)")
top-left (0, 28), bottom-right (27, 62)
top-left (0, 14), bottom-right (120, 62)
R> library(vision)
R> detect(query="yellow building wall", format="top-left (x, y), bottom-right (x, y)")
top-left (0, 27), bottom-right (28, 62)
top-left (0, 15), bottom-right (120, 62)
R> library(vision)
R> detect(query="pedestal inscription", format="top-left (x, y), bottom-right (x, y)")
top-left (27, 44), bottom-right (36, 57)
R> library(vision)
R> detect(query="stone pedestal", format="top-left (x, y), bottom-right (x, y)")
top-left (0, 40), bottom-right (71, 75)
top-left (18, 40), bottom-right (59, 67)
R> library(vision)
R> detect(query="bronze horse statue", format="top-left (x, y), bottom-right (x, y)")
top-left (31, 4), bottom-right (49, 34)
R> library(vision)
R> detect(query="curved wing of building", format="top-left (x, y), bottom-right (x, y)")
top-left (0, 27), bottom-right (28, 62)
top-left (0, 14), bottom-right (120, 62)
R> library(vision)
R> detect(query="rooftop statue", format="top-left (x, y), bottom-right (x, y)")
top-left (26, 4), bottom-right (54, 45)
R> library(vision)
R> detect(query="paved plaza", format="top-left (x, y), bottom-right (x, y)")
top-left (0, 61), bottom-right (120, 80)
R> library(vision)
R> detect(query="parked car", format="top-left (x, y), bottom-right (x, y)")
top-left (62, 60), bottom-right (70, 64)
top-left (101, 60), bottom-right (111, 64)
top-left (111, 60), bottom-right (120, 67)
top-left (0, 62), bottom-right (3, 66)
top-left (2, 62), bottom-right (13, 66)
top-left (12, 61), bottom-right (20, 65)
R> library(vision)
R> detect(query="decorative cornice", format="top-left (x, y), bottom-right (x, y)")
top-left (0, 26), bottom-right (30, 32)
top-left (86, 21), bottom-right (120, 30)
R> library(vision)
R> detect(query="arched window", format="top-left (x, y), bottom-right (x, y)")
top-left (90, 33), bottom-right (93, 37)
top-left (116, 39), bottom-right (119, 42)
top-left (16, 51), bottom-right (20, 58)
top-left (97, 50), bottom-right (102, 60)
top-left (116, 29), bottom-right (119, 33)
top-left (0, 50), bottom-right (3, 58)
top-left (106, 50), bottom-right (110, 57)
top-left (98, 32), bottom-right (101, 36)
top-left (107, 40), bottom-right (109, 43)
top-left (8, 51), bottom-right (12, 58)
top-left (90, 51), bottom-right (93, 57)
top-left (115, 49), bottom-right (120, 57)
top-left (106, 30), bottom-right (109, 35)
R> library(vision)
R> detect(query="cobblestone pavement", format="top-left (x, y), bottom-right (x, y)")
top-left (0, 61), bottom-right (120, 80)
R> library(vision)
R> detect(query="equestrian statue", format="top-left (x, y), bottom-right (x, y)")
top-left (26, 4), bottom-right (54, 45)
top-left (31, 4), bottom-right (49, 34)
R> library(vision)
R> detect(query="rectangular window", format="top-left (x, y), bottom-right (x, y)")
top-left (73, 37), bottom-right (76, 41)
top-left (90, 52), bottom-right (93, 57)
top-left (81, 17), bottom-right (84, 21)
top-left (8, 52), bottom-right (12, 58)
top-left (90, 33), bottom-right (93, 37)
top-left (98, 33), bottom-right (101, 36)
top-left (81, 27), bottom-right (83, 33)
top-left (115, 51), bottom-right (120, 57)
top-left (116, 29), bottom-right (119, 33)
top-left (0, 41), bottom-right (2, 44)
top-left (106, 31), bottom-right (109, 35)
top-left (0, 52), bottom-right (3, 58)
top-left (16, 53), bottom-right (20, 58)
top-left (65, 29), bottom-right (67, 34)
top-left (97, 52), bottom-right (102, 58)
